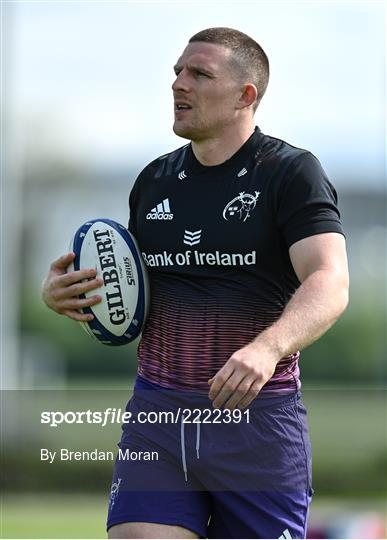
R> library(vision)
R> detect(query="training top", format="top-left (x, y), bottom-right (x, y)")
top-left (128, 127), bottom-right (344, 395)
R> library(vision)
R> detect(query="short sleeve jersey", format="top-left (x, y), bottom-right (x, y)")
top-left (129, 127), bottom-right (344, 396)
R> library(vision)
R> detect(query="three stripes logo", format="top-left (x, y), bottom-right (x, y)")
top-left (237, 167), bottom-right (248, 177)
top-left (278, 529), bottom-right (293, 539)
top-left (146, 198), bottom-right (174, 220)
top-left (183, 229), bottom-right (202, 246)
top-left (178, 170), bottom-right (187, 180)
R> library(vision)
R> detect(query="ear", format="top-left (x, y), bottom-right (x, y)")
top-left (236, 83), bottom-right (258, 110)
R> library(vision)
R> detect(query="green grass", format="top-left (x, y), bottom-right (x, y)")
top-left (2, 494), bottom-right (386, 539)
top-left (1, 495), bottom-right (107, 539)
top-left (303, 387), bottom-right (386, 467)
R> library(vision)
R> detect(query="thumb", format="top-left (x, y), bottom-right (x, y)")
top-left (50, 252), bottom-right (76, 274)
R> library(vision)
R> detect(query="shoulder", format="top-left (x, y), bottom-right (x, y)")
top-left (256, 131), bottom-right (331, 193)
top-left (257, 131), bottom-right (314, 172)
top-left (136, 143), bottom-right (190, 182)
top-left (129, 144), bottom-right (189, 205)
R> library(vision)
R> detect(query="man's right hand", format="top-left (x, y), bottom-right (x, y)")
top-left (42, 252), bottom-right (103, 322)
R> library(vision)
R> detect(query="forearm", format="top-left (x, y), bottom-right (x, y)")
top-left (253, 269), bottom-right (349, 359)
top-left (209, 234), bottom-right (349, 409)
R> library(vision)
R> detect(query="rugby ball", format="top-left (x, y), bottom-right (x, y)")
top-left (68, 218), bottom-right (149, 346)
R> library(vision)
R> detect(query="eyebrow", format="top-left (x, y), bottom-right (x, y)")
top-left (173, 63), bottom-right (215, 77)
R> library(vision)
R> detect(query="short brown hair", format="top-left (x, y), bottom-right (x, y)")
top-left (189, 27), bottom-right (269, 110)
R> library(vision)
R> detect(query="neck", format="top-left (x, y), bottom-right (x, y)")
top-left (191, 121), bottom-right (255, 166)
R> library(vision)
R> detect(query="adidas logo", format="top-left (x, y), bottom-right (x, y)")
top-left (183, 229), bottom-right (202, 246)
top-left (278, 529), bottom-right (293, 539)
top-left (146, 198), bottom-right (174, 220)
top-left (237, 167), bottom-right (248, 177)
top-left (178, 170), bottom-right (187, 180)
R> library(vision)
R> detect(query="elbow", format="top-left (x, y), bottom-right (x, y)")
top-left (340, 286), bottom-right (349, 315)
top-left (336, 275), bottom-right (350, 317)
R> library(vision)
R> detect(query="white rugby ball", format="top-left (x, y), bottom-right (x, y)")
top-left (68, 218), bottom-right (149, 346)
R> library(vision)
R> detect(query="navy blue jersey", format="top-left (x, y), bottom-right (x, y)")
top-left (128, 127), bottom-right (343, 394)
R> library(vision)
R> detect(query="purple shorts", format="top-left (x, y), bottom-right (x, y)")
top-left (107, 376), bottom-right (313, 538)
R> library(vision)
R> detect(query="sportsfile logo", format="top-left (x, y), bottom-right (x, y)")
top-left (142, 249), bottom-right (257, 268)
top-left (146, 198), bottom-right (173, 220)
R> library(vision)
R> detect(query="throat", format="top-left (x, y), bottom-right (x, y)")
top-left (191, 126), bottom-right (255, 166)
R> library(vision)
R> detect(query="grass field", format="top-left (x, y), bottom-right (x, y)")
top-left (1, 495), bottom-right (107, 538)
top-left (1, 494), bottom-right (386, 539)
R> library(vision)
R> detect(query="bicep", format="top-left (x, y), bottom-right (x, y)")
top-left (289, 232), bottom-right (349, 283)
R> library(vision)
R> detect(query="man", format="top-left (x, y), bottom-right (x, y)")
top-left (42, 28), bottom-right (349, 539)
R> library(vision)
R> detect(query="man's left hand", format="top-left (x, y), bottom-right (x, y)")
top-left (208, 342), bottom-right (279, 410)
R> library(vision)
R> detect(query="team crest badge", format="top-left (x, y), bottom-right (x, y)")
top-left (223, 191), bottom-right (260, 222)
top-left (109, 477), bottom-right (122, 509)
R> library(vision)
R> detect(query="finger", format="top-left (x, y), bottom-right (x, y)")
top-left (59, 269), bottom-right (99, 287)
top-left (212, 371), bottom-right (244, 409)
top-left (50, 252), bottom-right (76, 273)
top-left (237, 381), bottom-right (263, 409)
top-left (63, 309), bottom-right (95, 322)
top-left (60, 294), bottom-right (102, 310)
top-left (53, 277), bottom-right (103, 300)
top-left (223, 376), bottom-right (255, 411)
top-left (208, 362), bottom-right (235, 401)
top-left (76, 278), bottom-right (104, 295)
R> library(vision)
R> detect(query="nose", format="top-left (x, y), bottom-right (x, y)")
top-left (172, 69), bottom-right (190, 93)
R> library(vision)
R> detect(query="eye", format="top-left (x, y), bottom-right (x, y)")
top-left (195, 70), bottom-right (209, 77)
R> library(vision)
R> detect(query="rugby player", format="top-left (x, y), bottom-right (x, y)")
top-left (42, 27), bottom-right (349, 539)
